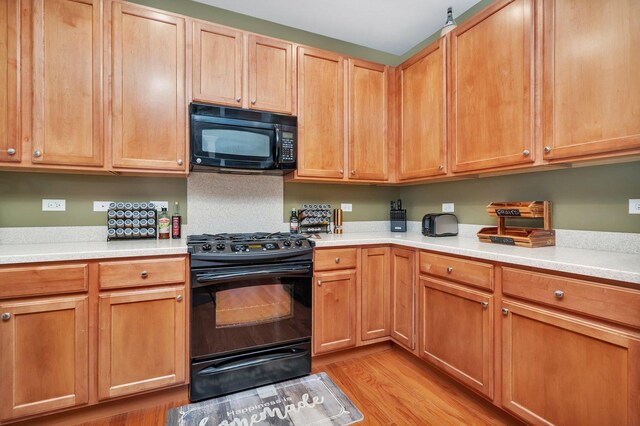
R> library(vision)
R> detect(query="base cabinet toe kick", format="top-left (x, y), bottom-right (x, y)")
top-left (312, 245), bottom-right (640, 426)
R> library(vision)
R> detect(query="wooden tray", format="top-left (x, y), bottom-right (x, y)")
top-left (477, 226), bottom-right (556, 248)
top-left (486, 201), bottom-right (548, 218)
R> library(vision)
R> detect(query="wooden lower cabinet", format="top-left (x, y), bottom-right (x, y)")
top-left (419, 277), bottom-right (494, 399)
top-left (0, 295), bottom-right (89, 422)
top-left (390, 247), bottom-right (416, 350)
top-left (98, 286), bottom-right (186, 400)
top-left (360, 247), bottom-right (390, 341)
top-left (313, 270), bottom-right (357, 355)
top-left (501, 300), bottom-right (640, 425)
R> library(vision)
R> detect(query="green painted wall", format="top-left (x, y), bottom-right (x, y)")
top-left (0, 172), bottom-right (187, 227)
top-left (284, 162), bottom-right (640, 233)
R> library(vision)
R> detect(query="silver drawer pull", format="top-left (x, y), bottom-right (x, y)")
top-left (446, 267), bottom-right (453, 273)
top-left (481, 301), bottom-right (489, 309)
top-left (317, 280), bottom-right (322, 287)
top-left (335, 257), bottom-right (340, 264)
top-left (7, 148), bottom-right (16, 155)
top-left (554, 290), bottom-right (564, 299)
top-left (140, 271), bottom-right (148, 278)
top-left (501, 308), bottom-right (509, 315)
top-left (1, 313), bottom-right (10, 321)
top-left (176, 294), bottom-right (183, 302)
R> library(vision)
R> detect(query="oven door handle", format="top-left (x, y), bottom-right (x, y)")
top-left (195, 265), bottom-right (310, 283)
top-left (197, 347), bottom-right (309, 375)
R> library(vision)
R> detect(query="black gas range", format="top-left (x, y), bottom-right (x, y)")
top-left (187, 232), bottom-right (314, 402)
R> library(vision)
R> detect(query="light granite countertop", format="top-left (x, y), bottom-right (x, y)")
top-left (1, 232), bottom-right (638, 285)
top-left (0, 238), bottom-right (189, 265)
top-left (312, 232), bottom-right (640, 285)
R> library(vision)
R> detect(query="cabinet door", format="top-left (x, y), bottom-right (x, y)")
top-left (110, 1), bottom-right (186, 172)
top-left (30, 0), bottom-right (102, 167)
top-left (347, 59), bottom-right (388, 181)
top-left (0, 296), bottom-right (88, 421)
top-left (313, 270), bottom-right (357, 355)
top-left (502, 300), bottom-right (640, 425)
top-left (297, 47), bottom-right (345, 179)
top-left (361, 247), bottom-right (390, 341)
top-left (248, 35), bottom-right (295, 115)
top-left (398, 38), bottom-right (446, 180)
top-left (0, 0), bottom-right (20, 163)
top-left (98, 286), bottom-right (186, 400)
top-left (419, 277), bottom-right (493, 399)
top-left (192, 21), bottom-right (243, 107)
top-left (390, 247), bottom-right (415, 349)
top-left (449, 0), bottom-right (534, 173)
top-left (541, 0), bottom-right (640, 161)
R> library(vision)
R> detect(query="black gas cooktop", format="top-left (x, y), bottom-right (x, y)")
top-left (187, 232), bottom-right (313, 257)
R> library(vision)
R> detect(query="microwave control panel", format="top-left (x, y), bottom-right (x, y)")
top-left (281, 131), bottom-right (295, 162)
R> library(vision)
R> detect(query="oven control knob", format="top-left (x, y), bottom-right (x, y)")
top-left (202, 243), bottom-right (212, 251)
top-left (215, 243), bottom-right (226, 251)
top-left (295, 240), bottom-right (303, 247)
top-left (283, 240), bottom-right (291, 247)
top-left (233, 244), bottom-right (245, 252)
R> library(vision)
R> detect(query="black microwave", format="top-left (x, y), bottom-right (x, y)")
top-left (190, 103), bottom-right (297, 174)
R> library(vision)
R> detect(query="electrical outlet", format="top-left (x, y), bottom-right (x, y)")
top-left (93, 201), bottom-right (113, 212)
top-left (42, 199), bottom-right (66, 211)
top-left (442, 203), bottom-right (455, 213)
top-left (629, 199), bottom-right (640, 214)
top-left (341, 203), bottom-right (353, 212)
top-left (150, 201), bottom-right (169, 211)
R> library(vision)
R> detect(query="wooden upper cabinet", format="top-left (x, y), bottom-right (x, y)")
top-left (248, 35), bottom-right (295, 115)
top-left (29, 0), bottom-right (103, 167)
top-left (0, 0), bottom-right (20, 164)
top-left (361, 247), bottom-right (390, 341)
top-left (502, 300), bottom-right (640, 425)
top-left (541, 0), bottom-right (640, 161)
top-left (348, 59), bottom-right (388, 181)
top-left (390, 247), bottom-right (416, 350)
top-left (0, 296), bottom-right (88, 421)
top-left (109, 1), bottom-right (186, 172)
top-left (192, 21), bottom-right (243, 107)
top-left (297, 47), bottom-right (345, 179)
top-left (98, 286), bottom-right (186, 400)
top-left (399, 38), bottom-right (446, 180)
top-left (449, 0), bottom-right (535, 173)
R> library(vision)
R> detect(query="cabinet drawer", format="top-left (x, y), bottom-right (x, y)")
top-left (0, 264), bottom-right (88, 299)
top-left (502, 267), bottom-right (640, 328)
top-left (314, 248), bottom-right (357, 271)
top-left (419, 251), bottom-right (493, 291)
top-left (98, 257), bottom-right (186, 289)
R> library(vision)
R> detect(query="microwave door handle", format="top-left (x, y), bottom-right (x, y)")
top-left (274, 124), bottom-right (281, 166)
top-left (196, 265), bottom-right (310, 283)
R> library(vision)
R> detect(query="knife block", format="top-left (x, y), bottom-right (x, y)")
top-left (390, 209), bottom-right (407, 232)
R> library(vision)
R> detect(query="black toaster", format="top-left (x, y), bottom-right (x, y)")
top-left (422, 213), bottom-right (458, 237)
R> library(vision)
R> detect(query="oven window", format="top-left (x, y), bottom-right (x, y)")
top-left (202, 129), bottom-right (270, 158)
top-left (216, 284), bottom-right (293, 328)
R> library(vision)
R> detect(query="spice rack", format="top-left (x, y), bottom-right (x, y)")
top-left (477, 201), bottom-right (555, 248)
top-left (107, 202), bottom-right (158, 241)
top-left (297, 204), bottom-right (332, 234)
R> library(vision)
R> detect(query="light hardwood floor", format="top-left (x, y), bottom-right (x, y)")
top-left (80, 347), bottom-right (521, 425)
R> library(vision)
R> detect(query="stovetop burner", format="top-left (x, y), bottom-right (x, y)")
top-left (187, 232), bottom-right (306, 244)
top-left (187, 232), bottom-right (314, 261)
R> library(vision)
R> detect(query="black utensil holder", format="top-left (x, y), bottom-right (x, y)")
top-left (390, 209), bottom-right (406, 232)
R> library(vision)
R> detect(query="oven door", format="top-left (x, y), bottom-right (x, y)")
top-left (190, 262), bottom-right (312, 361)
top-left (191, 114), bottom-right (277, 171)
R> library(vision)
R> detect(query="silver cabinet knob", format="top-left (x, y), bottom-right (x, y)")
top-left (544, 146), bottom-right (552, 154)
top-left (501, 308), bottom-right (509, 315)
top-left (339, 169), bottom-right (344, 175)
top-left (177, 159), bottom-right (183, 165)
top-left (176, 294), bottom-right (183, 302)
top-left (439, 164), bottom-right (444, 170)
top-left (317, 280), bottom-right (322, 286)
top-left (7, 148), bottom-right (16, 156)
top-left (522, 149), bottom-right (530, 157)
top-left (481, 301), bottom-right (489, 309)
top-left (554, 290), bottom-right (564, 299)
top-left (446, 266), bottom-right (453, 273)
top-left (235, 97), bottom-right (241, 102)
top-left (350, 170), bottom-right (356, 175)
top-left (140, 271), bottom-right (148, 278)
top-left (251, 99), bottom-right (257, 105)
top-left (1, 313), bottom-right (10, 321)
top-left (33, 150), bottom-right (42, 158)
top-left (335, 257), bottom-right (340, 264)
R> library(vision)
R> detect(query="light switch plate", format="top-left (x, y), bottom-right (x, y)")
top-left (93, 201), bottom-right (113, 212)
top-left (442, 203), bottom-right (455, 213)
top-left (341, 203), bottom-right (353, 212)
top-left (150, 201), bottom-right (169, 211)
top-left (629, 199), bottom-right (640, 214)
top-left (42, 199), bottom-right (66, 211)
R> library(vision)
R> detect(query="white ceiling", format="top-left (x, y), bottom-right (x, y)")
top-left (193, 0), bottom-right (481, 56)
